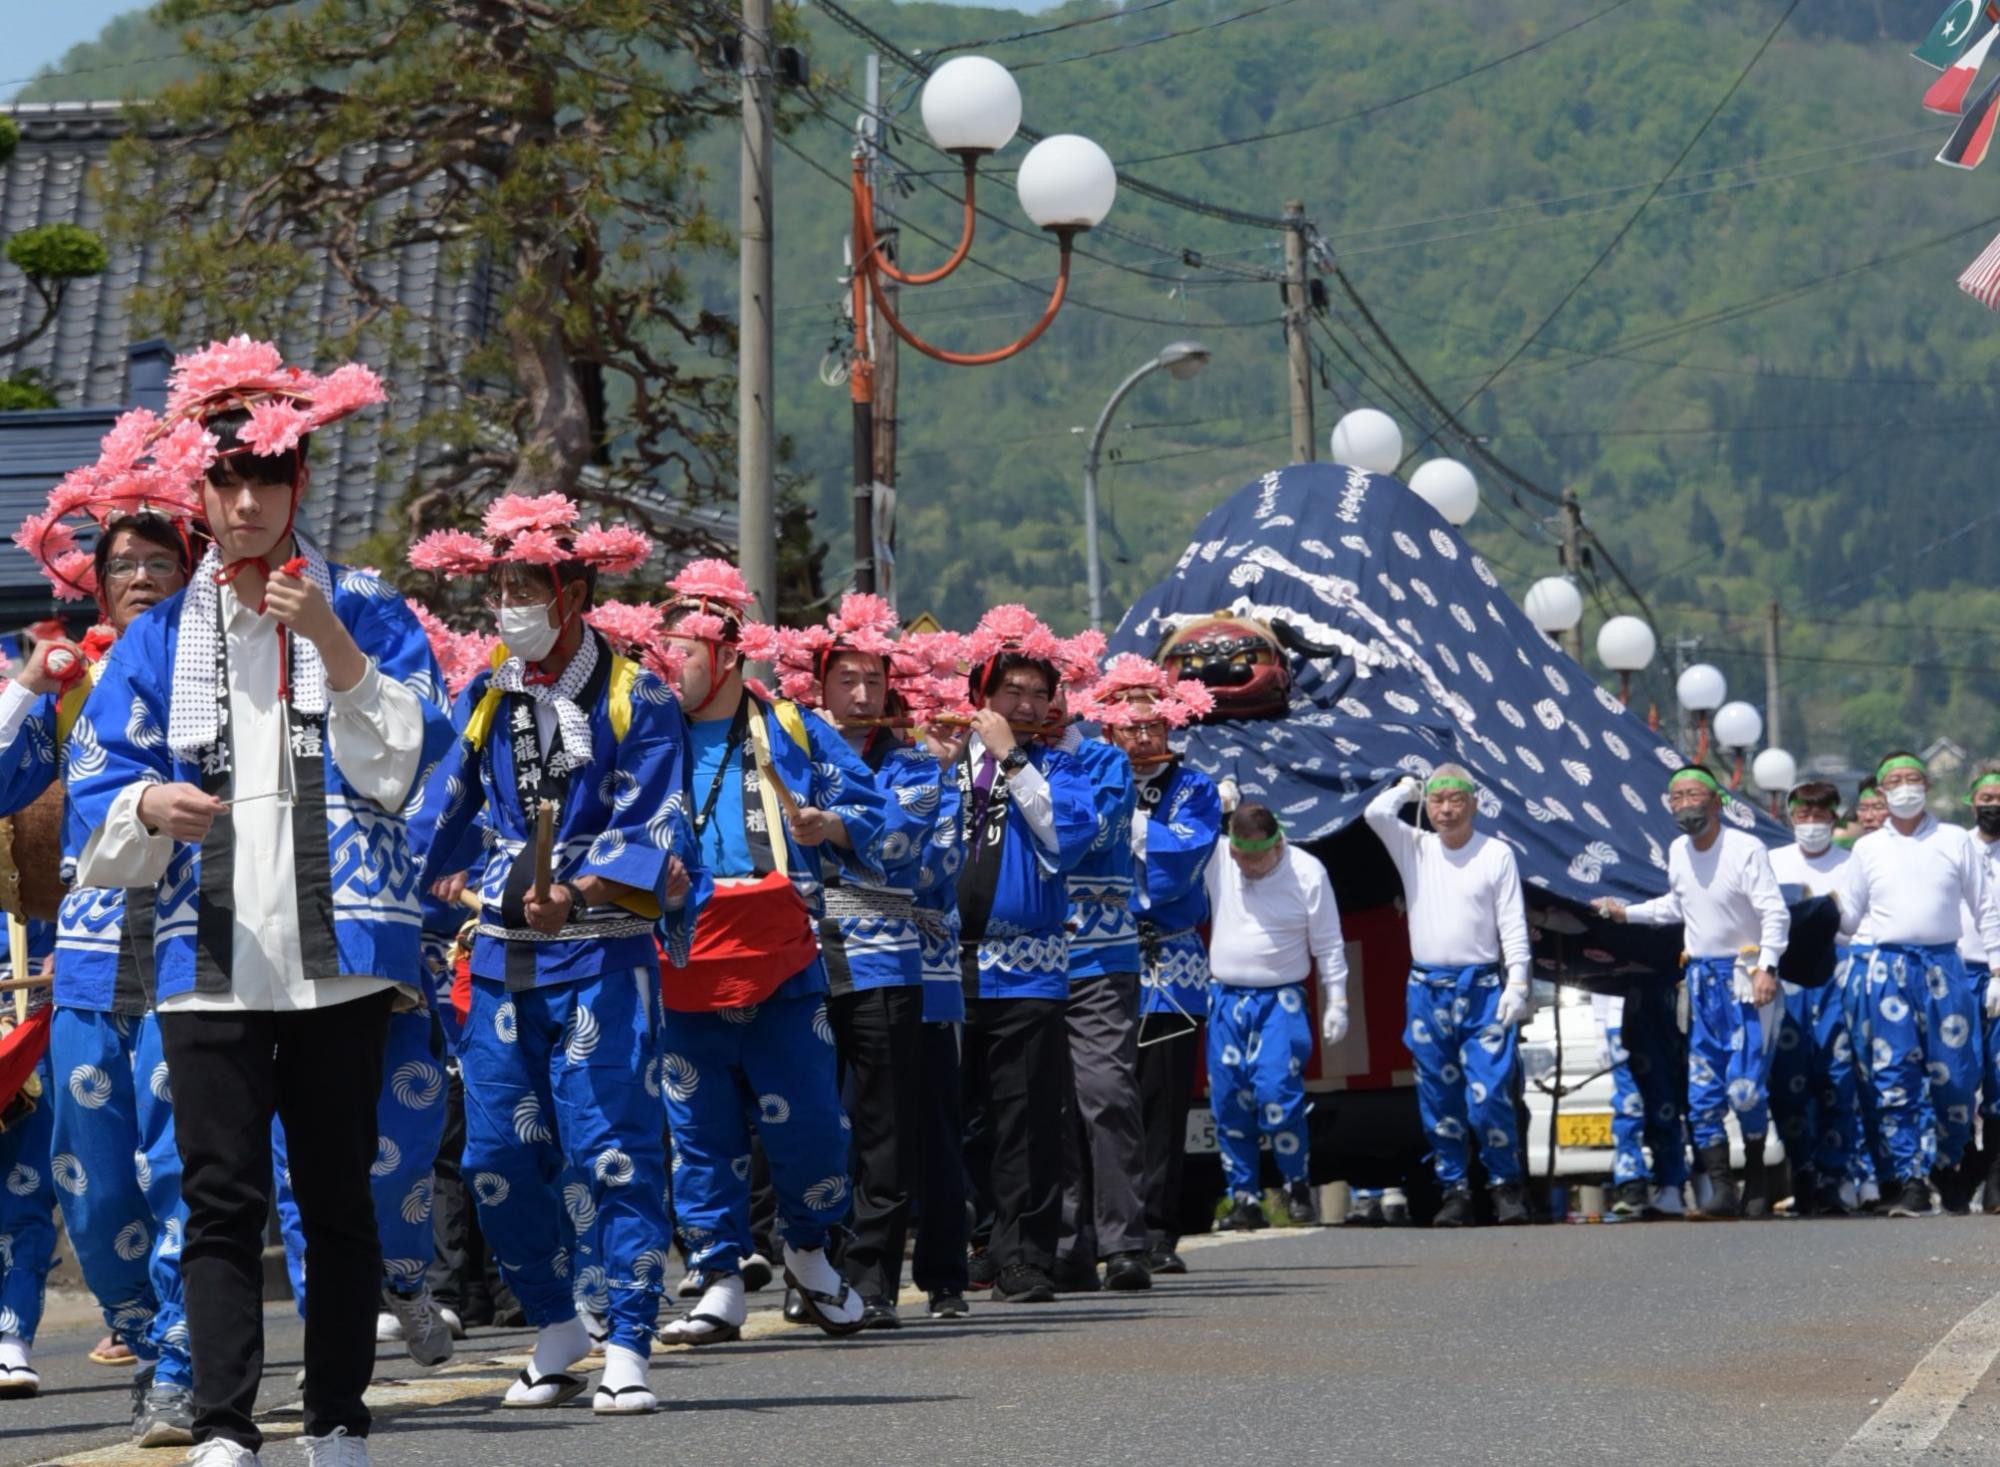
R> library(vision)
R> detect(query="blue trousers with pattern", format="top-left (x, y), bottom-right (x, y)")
top-left (1404, 965), bottom-right (1523, 1187)
top-left (1770, 972), bottom-right (1856, 1188)
top-left (0, 1057), bottom-right (56, 1344)
top-left (1207, 982), bottom-right (1313, 1199)
top-left (659, 995), bottom-right (853, 1276)
top-left (1977, 964), bottom-right (2000, 1124)
top-left (276, 1009), bottom-right (449, 1309)
top-left (1685, 958), bottom-right (1780, 1149)
top-left (1605, 984), bottom-right (1689, 1188)
top-left (1841, 948), bottom-right (1889, 1186)
top-left (1856, 945), bottom-right (1967, 1182)
top-left (47, 1008), bottom-right (190, 1384)
top-left (461, 969), bottom-right (672, 1355)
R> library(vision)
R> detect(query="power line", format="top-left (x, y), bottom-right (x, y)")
top-left (1422, 0), bottom-right (1804, 445)
top-left (1116, 0), bottom-right (1638, 167)
top-left (926, 0), bottom-right (1187, 61)
top-left (1012, 0), bottom-right (1304, 71)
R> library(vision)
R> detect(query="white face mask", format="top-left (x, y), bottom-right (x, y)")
top-left (1794, 822), bottom-right (1833, 856)
top-left (1885, 784), bottom-right (1928, 819)
top-left (500, 601), bottom-right (560, 663)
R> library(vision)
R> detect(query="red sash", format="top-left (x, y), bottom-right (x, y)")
top-left (662, 872), bottom-right (819, 1012)
top-left (451, 948), bottom-right (472, 1027)
top-left (0, 1009), bottom-right (51, 1131)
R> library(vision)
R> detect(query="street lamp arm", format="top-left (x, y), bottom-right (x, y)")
top-left (1085, 359), bottom-right (1163, 476)
top-left (864, 231), bottom-right (1075, 367)
top-left (856, 155), bottom-right (980, 288)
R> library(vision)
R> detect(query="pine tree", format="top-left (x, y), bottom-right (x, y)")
top-left (0, 116), bottom-right (111, 410)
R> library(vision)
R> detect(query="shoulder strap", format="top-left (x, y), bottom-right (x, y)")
top-left (607, 654), bottom-right (640, 743)
top-left (55, 680), bottom-right (89, 747)
top-left (774, 698), bottom-right (810, 753)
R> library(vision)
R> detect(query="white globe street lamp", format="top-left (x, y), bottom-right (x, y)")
top-left (919, 57), bottom-right (1023, 156)
top-left (1595, 615), bottom-right (1656, 708)
top-left (1676, 663), bottom-right (1726, 763)
top-left (1524, 576), bottom-right (1584, 639)
top-left (1714, 700), bottom-right (1764, 789)
top-left (1017, 135), bottom-right (1119, 231)
top-left (1751, 747), bottom-right (1797, 817)
top-left (1329, 408), bottom-right (1403, 475)
top-left (1408, 458), bottom-right (1480, 527)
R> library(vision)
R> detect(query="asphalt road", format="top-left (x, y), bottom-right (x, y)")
top-left (14, 1217), bottom-right (2000, 1466)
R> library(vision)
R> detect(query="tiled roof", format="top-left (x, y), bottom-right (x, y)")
top-left (0, 100), bottom-right (500, 562)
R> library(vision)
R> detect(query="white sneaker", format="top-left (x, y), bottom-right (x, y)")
top-left (437, 1306), bottom-right (466, 1341)
top-left (374, 1311), bottom-right (402, 1344)
top-left (383, 1287), bottom-right (454, 1368)
top-left (184, 1440), bottom-right (261, 1465)
top-left (1381, 1187), bottom-right (1411, 1226)
top-left (300, 1426), bottom-right (370, 1466)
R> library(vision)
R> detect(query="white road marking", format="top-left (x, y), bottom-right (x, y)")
top-left (1829, 1286), bottom-right (2000, 1465)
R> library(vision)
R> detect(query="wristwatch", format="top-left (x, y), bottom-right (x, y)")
top-left (1000, 747), bottom-right (1030, 776)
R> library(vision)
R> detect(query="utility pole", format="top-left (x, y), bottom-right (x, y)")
top-left (737, 0), bottom-right (776, 618)
top-left (1282, 202), bottom-right (1314, 467)
top-left (1560, 490), bottom-right (1584, 662)
top-left (866, 55), bottom-right (898, 606)
top-left (1764, 600), bottom-right (1782, 749)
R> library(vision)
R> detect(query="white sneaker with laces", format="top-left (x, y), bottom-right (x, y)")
top-left (300, 1426), bottom-right (370, 1466)
top-left (374, 1311), bottom-right (402, 1344)
top-left (383, 1287), bottom-right (454, 1368)
top-left (183, 1439), bottom-right (261, 1465)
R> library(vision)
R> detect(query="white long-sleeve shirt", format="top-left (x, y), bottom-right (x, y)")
top-left (1767, 840), bottom-right (1851, 897)
top-left (1363, 784), bottom-right (1529, 988)
top-left (968, 733), bottom-right (1056, 854)
top-left (1836, 815), bottom-right (2000, 958)
top-left (1956, 835), bottom-right (2000, 967)
top-left (1626, 826), bottom-right (1789, 971)
top-left (76, 584), bottom-right (426, 1013)
top-left (1203, 841), bottom-right (1347, 1000)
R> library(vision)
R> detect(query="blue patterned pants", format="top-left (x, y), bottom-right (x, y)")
top-left (0, 1056), bottom-right (56, 1343)
top-left (1404, 965), bottom-right (1523, 1187)
top-left (1841, 948), bottom-right (1889, 1185)
top-left (1857, 944), bottom-right (1968, 1182)
top-left (1684, 957), bottom-right (1781, 1149)
top-left (48, 1008), bottom-right (189, 1383)
top-left (658, 994), bottom-right (854, 1276)
top-left (1604, 983), bottom-right (1689, 1188)
top-left (460, 969), bottom-right (672, 1355)
top-left (1770, 970), bottom-right (1856, 1188)
top-left (1206, 982), bottom-right (1313, 1199)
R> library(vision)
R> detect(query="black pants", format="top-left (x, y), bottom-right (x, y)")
top-left (911, 1020), bottom-right (967, 1295)
top-left (1136, 1019), bottom-right (1204, 1250)
top-left (962, 987), bottom-right (1069, 1275)
top-left (1058, 971), bottom-right (1149, 1265)
top-left (828, 985), bottom-right (925, 1303)
top-left (161, 991), bottom-right (392, 1451)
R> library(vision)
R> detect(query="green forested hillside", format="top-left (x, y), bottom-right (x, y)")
top-left (17, 0), bottom-right (2000, 770)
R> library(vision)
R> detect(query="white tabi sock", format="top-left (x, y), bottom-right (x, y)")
top-left (784, 1243), bottom-right (844, 1299)
top-left (0, 1335), bottom-right (25, 1372)
top-left (599, 1343), bottom-right (649, 1395)
top-left (692, 1275), bottom-right (746, 1328)
top-left (530, 1316), bottom-right (590, 1380)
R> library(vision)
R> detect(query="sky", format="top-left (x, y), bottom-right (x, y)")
top-left (6, 0), bottom-right (139, 97)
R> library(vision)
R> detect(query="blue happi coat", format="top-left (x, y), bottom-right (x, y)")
top-left (955, 742), bottom-right (1096, 1001)
top-left (1133, 760), bottom-right (1221, 1017)
top-left (417, 634), bottom-right (703, 987)
top-left (67, 568), bottom-right (455, 1003)
top-left (677, 693), bottom-right (893, 1003)
top-left (0, 668), bottom-right (138, 1012)
top-left (819, 725), bottom-right (948, 996)
top-left (1064, 734), bottom-right (1140, 981)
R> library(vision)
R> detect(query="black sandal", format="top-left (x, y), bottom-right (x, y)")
top-left (592, 1383), bottom-right (657, 1415)
top-left (658, 1311), bottom-right (741, 1346)
top-left (502, 1367), bottom-right (588, 1409)
top-left (781, 1269), bottom-right (867, 1338)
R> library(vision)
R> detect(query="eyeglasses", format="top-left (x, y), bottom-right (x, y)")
top-left (480, 590), bottom-right (554, 612)
top-left (102, 556), bottom-right (183, 584)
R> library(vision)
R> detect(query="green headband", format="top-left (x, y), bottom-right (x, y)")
top-left (1967, 771), bottom-right (2000, 804)
top-left (1229, 826), bottom-right (1285, 853)
top-left (1425, 775), bottom-right (1476, 796)
top-left (1786, 789), bottom-right (1835, 811)
top-left (1878, 755), bottom-right (1928, 781)
top-left (1668, 767), bottom-right (1722, 795)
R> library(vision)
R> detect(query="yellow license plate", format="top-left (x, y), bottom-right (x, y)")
top-left (1556, 1112), bottom-right (1615, 1147)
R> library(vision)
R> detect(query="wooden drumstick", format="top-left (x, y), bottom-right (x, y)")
top-left (532, 799), bottom-right (556, 904)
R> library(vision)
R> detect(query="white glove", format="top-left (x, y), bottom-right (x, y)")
top-left (1320, 997), bottom-right (1349, 1048)
top-left (1986, 975), bottom-right (2000, 1020)
top-left (1394, 774), bottom-right (1422, 804)
top-left (1217, 777), bottom-right (1240, 815)
top-left (1496, 982), bottom-right (1532, 1028)
top-left (1130, 810), bottom-right (1150, 863)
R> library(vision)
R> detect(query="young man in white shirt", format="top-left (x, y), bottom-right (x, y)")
top-left (1835, 751), bottom-right (2000, 1217)
top-left (1365, 765), bottom-right (1533, 1227)
top-left (1202, 804), bottom-right (1345, 1231)
top-left (1765, 781), bottom-right (1860, 1216)
top-left (1595, 766), bottom-right (1788, 1220)
top-left (68, 345), bottom-right (449, 1467)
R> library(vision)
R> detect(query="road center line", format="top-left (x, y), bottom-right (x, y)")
top-left (1829, 1285), bottom-right (2000, 1466)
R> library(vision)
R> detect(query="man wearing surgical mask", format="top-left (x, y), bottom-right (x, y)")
top-left (1767, 782), bottom-right (1859, 1216)
top-left (1594, 766), bottom-right (1788, 1219)
top-left (1832, 752), bottom-right (2000, 1218)
top-left (1958, 764), bottom-right (2000, 1212)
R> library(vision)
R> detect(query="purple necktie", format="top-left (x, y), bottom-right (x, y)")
top-left (970, 751), bottom-right (999, 832)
